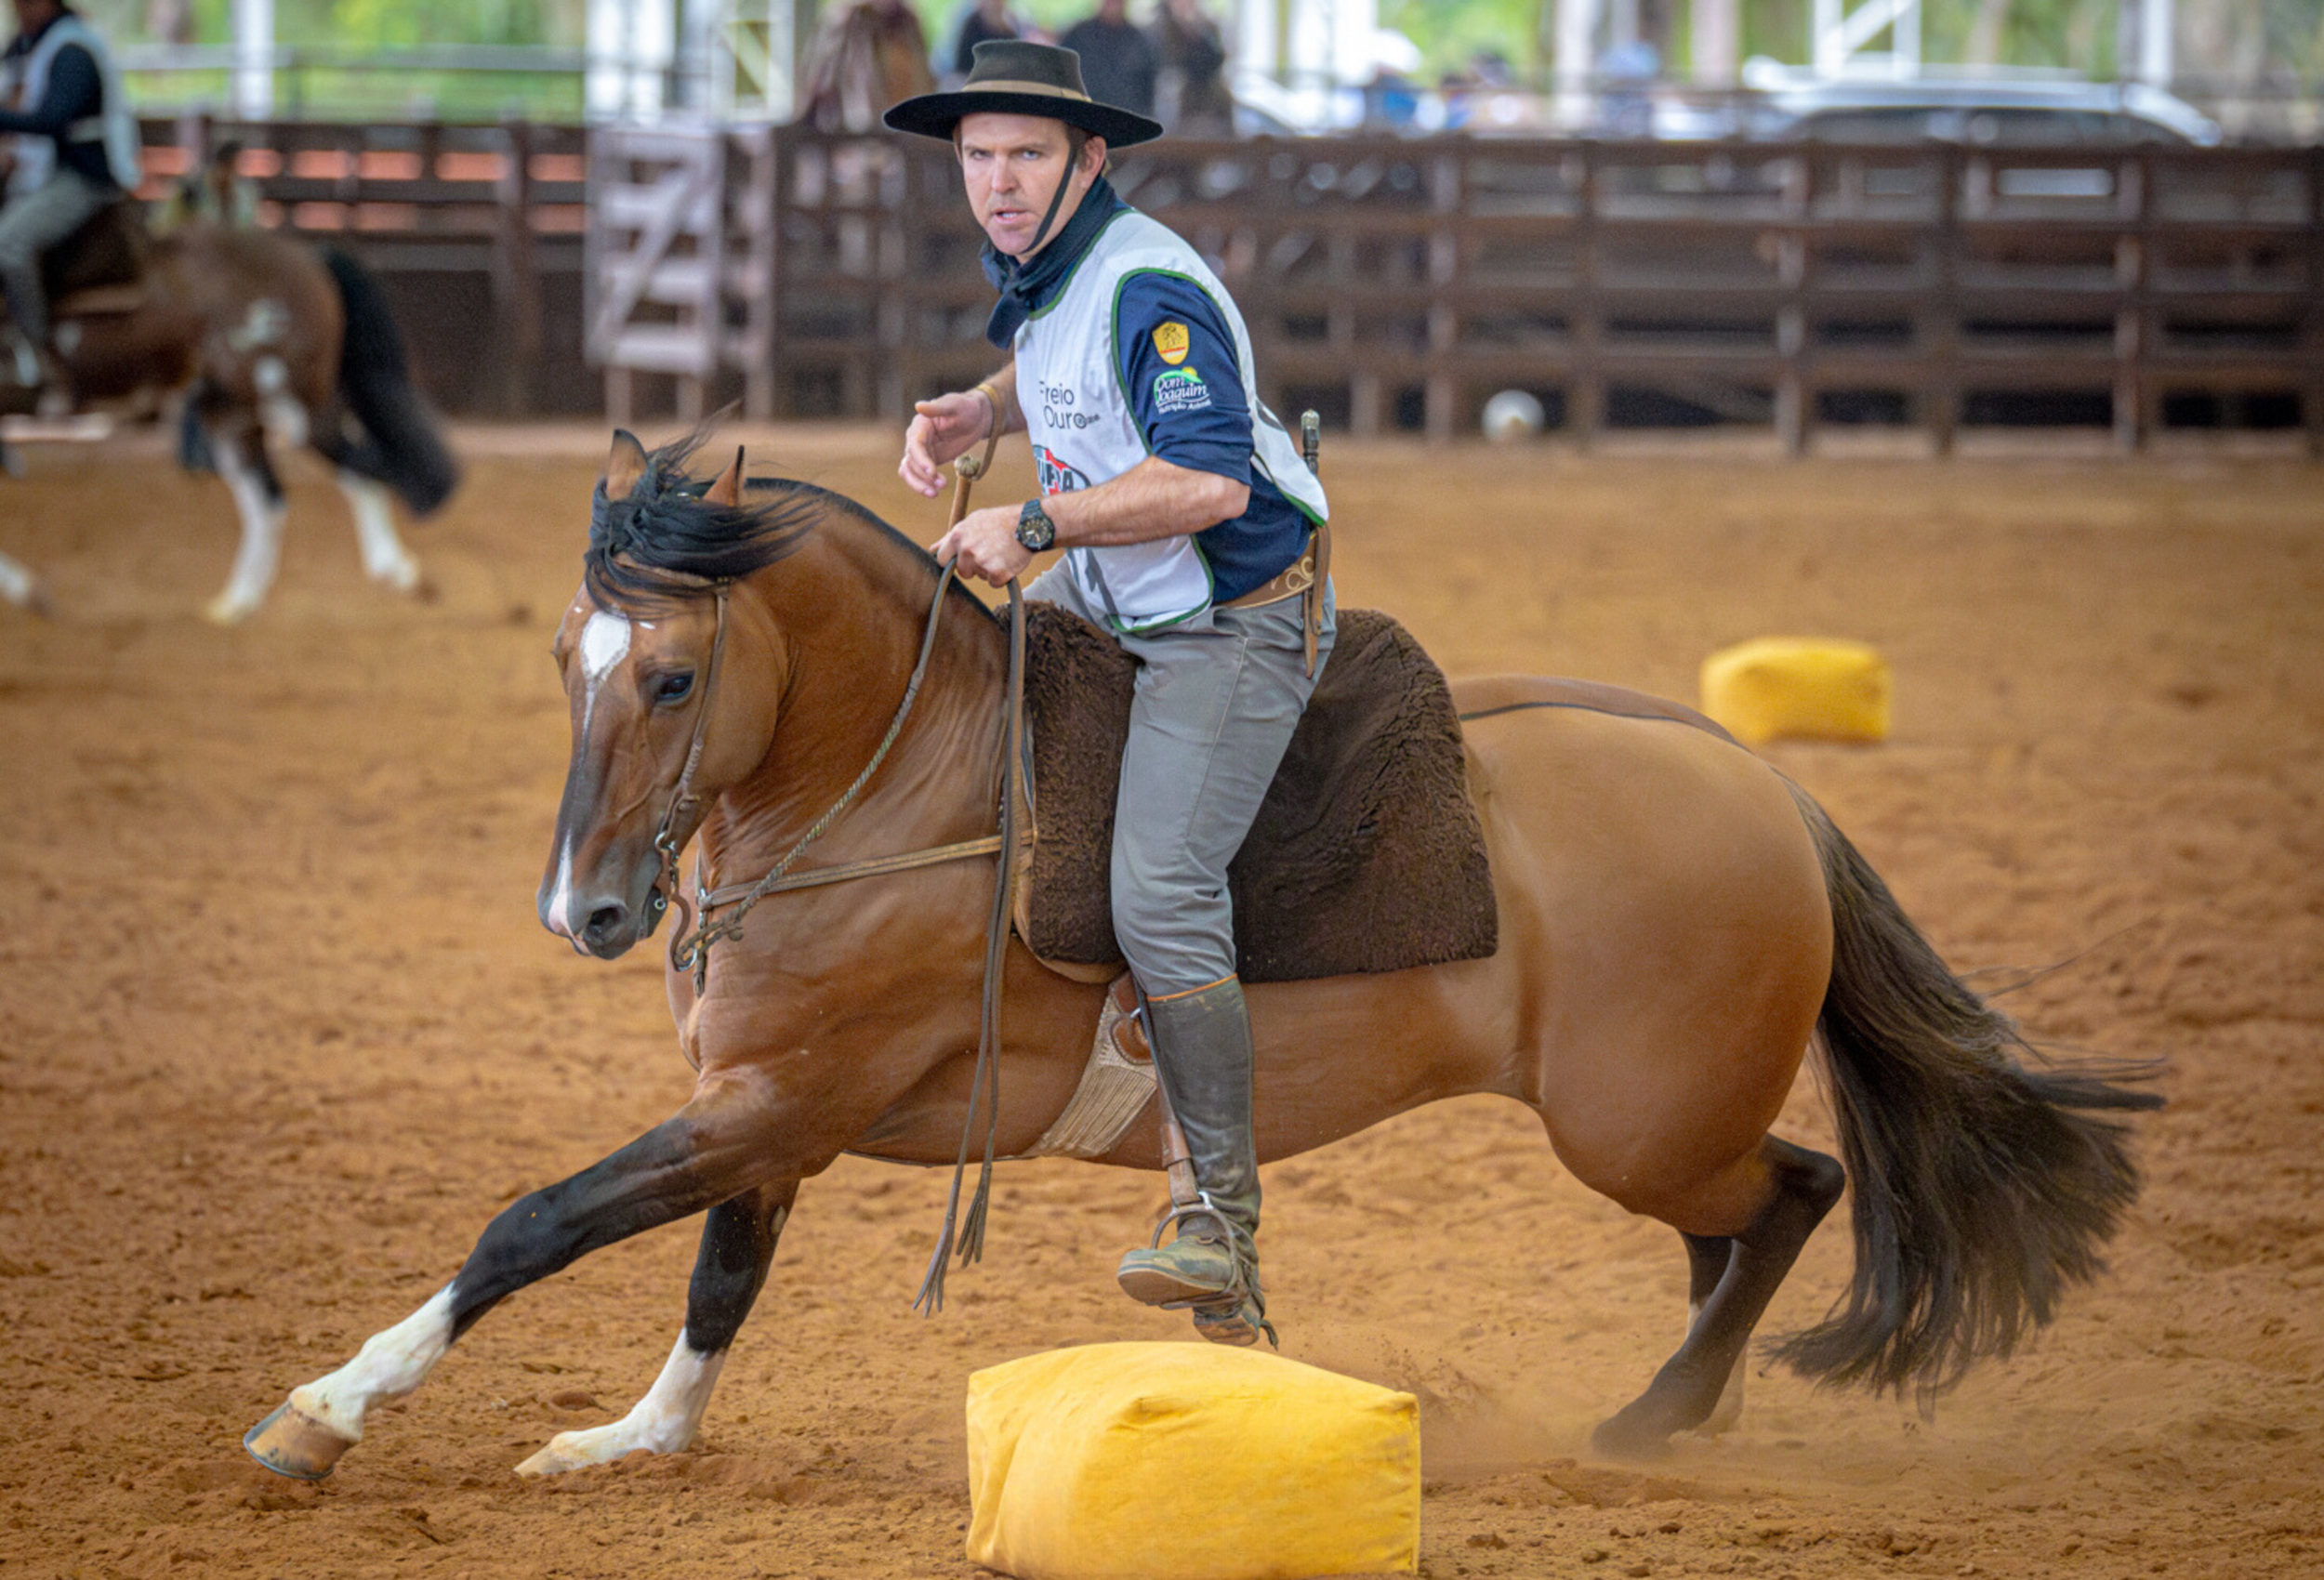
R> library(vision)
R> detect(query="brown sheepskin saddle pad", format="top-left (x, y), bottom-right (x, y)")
top-left (1019, 604), bottom-right (1498, 983)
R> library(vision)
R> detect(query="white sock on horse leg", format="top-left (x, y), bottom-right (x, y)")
top-left (207, 441), bottom-right (285, 624)
top-left (286, 1284), bottom-right (458, 1444)
top-left (0, 548), bottom-right (37, 608)
top-left (337, 468), bottom-right (420, 591)
top-left (515, 1334), bottom-right (727, 1477)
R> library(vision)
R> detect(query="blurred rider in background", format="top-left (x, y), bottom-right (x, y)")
top-left (0, 0), bottom-right (139, 409)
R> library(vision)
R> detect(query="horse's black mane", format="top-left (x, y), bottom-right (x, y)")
top-left (585, 428), bottom-right (997, 625)
top-left (585, 429), bottom-right (825, 608)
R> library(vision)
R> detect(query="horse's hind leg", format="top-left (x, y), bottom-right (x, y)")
top-left (244, 1083), bottom-right (772, 1481)
top-left (1681, 1231), bottom-right (1750, 1436)
top-left (202, 416), bottom-right (286, 625)
top-left (335, 467), bottom-right (423, 595)
top-left (1591, 1137), bottom-right (1844, 1460)
top-left (517, 1178), bottom-right (797, 1477)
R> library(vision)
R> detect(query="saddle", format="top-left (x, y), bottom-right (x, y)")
top-left (1017, 604), bottom-right (1499, 984)
top-left (42, 199), bottom-right (149, 317)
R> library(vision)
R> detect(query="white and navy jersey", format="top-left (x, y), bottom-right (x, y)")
top-left (1013, 208), bottom-right (1326, 635)
top-left (0, 14), bottom-right (140, 195)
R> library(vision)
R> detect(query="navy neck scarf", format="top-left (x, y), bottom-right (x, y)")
top-left (980, 174), bottom-right (1126, 348)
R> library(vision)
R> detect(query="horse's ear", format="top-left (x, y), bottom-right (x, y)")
top-left (603, 430), bottom-right (649, 499)
top-left (705, 445), bottom-right (745, 507)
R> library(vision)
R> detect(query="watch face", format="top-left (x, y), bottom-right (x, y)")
top-left (1017, 501), bottom-right (1055, 550)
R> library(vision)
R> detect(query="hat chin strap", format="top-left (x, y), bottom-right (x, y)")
top-left (1012, 159), bottom-right (1081, 264)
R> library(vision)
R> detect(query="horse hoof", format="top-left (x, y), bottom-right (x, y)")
top-left (244, 1402), bottom-right (354, 1481)
top-left (204, 595), bottom-right (256, 626)
top-left (372, 558), bottom-right (423, 595)
top-left (1589, 1410), bottom-right (1678, 1463)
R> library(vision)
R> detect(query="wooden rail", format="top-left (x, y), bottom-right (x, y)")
top-left (755, 130), bottom-right (2324, 452)
top-left (136, 115), bottom-right (590, 415)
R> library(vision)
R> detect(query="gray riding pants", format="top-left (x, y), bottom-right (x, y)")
top-left (0, 169), bottom-right (111, 346)
top-left (1027, 562), bottom-right (1337, 995)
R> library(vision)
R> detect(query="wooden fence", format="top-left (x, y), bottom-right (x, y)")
top-left (129, 119), bottom-right (2322, 448)
top-left (736, 129), bottom-right (2324, 452)
top-left (136, 114), bottom-right (591, 415)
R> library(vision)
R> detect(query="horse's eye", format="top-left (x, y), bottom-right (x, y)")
top-left (655, 672), bottom-right (695, 704)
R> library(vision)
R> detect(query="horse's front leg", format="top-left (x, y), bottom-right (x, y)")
top-left (201, 415), bottom-right (287, 625)
top-left (244, 1076), bottom-right (775, 1481)
top-left (516, 1178), bottom-right (797, 1476)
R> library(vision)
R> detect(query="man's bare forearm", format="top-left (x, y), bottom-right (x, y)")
top-left (1041, 456), bottom-right (1250, 547)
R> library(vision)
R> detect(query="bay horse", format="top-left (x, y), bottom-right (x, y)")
top-left (244, 431), bottom-right (2157, 1482)
top-left (0, 209), bottom-right (456, 623)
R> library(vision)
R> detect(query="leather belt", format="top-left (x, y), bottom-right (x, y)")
top-left (1221, 516), bottom-right (1332, 676)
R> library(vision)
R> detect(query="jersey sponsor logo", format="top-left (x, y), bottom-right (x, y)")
top-left (1035, 445), bottom-right (1090, 495)
top-left (1152, 321), bottom-right (1191, 366)
top-left (1152, 365), bottom-right (1212, 415)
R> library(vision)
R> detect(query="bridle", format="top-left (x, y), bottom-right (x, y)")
top-left (640, 428), bottom-right (1023, 1315)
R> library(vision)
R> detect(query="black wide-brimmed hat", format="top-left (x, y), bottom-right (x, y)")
top-left (883, 40), bottom-right (1164, 148)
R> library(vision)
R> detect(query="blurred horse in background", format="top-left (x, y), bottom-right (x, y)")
top-left (0, 151), bottom-right (457, 622)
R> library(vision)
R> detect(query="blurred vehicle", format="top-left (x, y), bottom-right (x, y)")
top-left (1735, 65), bottom-right (2223, 146)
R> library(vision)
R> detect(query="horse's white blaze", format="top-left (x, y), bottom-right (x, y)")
top-left (580, 609), bottom-right (630, 693)
top-left (337, 469), bottom-right (420, 592)
top-left (542, 611), bottom-right (632, 937)
top-left (514, 1336), bottom-right (726, 1477)
top-left (287, 1284), bottom-right (457, 1443)
top-left (205, 438), bottom-right (287, 625)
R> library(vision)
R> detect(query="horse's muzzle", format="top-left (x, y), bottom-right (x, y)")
top-left (537, 849), bottom-right (661, 960)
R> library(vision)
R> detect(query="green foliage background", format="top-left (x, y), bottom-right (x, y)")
top-left (63, 0), bottom-right (2324, 116)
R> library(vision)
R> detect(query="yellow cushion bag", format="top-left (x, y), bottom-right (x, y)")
top-left (966, 1342), bottom-right (1420, 1580)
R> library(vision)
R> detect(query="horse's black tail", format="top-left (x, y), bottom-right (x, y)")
top-left (317, 247), bottom-right (459, 517)
top-left (1770, 782), bottom-right (2161, 1404)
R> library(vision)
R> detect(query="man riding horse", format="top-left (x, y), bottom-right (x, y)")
top-left (0, 0), bottom-right (139, 411)
top-left (891, 41), bottom-right (1333, 1347)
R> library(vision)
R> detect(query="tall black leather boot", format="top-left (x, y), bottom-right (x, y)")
top-left (1116, 977), bottom-right (1274, 1346)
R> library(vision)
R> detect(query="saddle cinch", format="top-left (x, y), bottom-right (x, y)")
top-left (1013, 604), bottom-right (1499, 985)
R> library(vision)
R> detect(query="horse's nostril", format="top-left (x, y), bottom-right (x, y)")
top-left (586, 903), bottom-right (627, 941)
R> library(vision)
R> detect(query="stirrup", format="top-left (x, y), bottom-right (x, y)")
top-left (1146, 1188), bottom-right (1234, 1251)
top-left (1134, 1189), bottom-right (1274, 1346)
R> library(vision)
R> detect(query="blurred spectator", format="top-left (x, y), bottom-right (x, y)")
top-left (941, 0), bottom-right (1025, 89)
top-left (1060, 0), bottom-right (1158, 120)
top-left (1363, 67), bottom-right (1420, 131)
top-left (1449, 47), bottom-right (1547, 132)
top-left (1150, 0), bottom-right (1230, 137)
top-left (802, 0), bottom-right (934, 134)
top-left (1597, 39), bottom-right (1660, 138)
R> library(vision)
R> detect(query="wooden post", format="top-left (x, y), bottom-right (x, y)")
top-left (1776, 151), bottom-right (1812, 457)
top-left (1424, 150), bottom-right (1461, 444)
top-left (2307, 147), bottom-right (2324, 459)
top-left (2113, 151), bottom-right (2150, 453)
top-left (495, 118), bottom-right (542, 418)
top-left (1927, 144), bottom-right (1961, 456)
top-left (1570, 144), bottom-right (1603, 449)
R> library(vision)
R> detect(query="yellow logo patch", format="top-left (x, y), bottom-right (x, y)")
top-left (1152, 322), bottom-right (1191, 366)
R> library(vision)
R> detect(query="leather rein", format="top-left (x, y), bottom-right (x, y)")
top-left (651, 427), bottom-right (1023, 1316)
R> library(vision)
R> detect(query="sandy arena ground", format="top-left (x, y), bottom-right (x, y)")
top-left (1, 426), bottom-right (2319, 1580)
